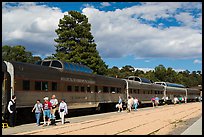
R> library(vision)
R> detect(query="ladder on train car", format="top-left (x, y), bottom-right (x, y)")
top-left (2, 123), bottom-right (9, 128)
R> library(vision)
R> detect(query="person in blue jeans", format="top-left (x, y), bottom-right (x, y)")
top-left (133, 97), bottom-right (139, 111)
top-left (32, 100), bottom-right (43, 126)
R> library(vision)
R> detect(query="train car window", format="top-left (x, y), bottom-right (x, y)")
top-left (42, 61), bottom-right (51, 66)
top-left (42, 82), bottom-right (48, 91)
top-left (95, 86), bottom-right (98, 92)
top-left (79, 65), bottom-right (84, 72)
top-left (87, 86), bottom-right (91, 92)
top-left (52, 82), bottom-right (57, 91)
top-left (75, 86), bottom-right (79, 92)
top-left (141, 78), bottom-right (151, 83)
top-left (111, 87), bottom-right (115, 93)
top-left (129, 77), bottom-right (134, 80)
top-left (134, 77), bottom-right (141, 82)
top-left (103, 86), bottom-right (109, 93)
top-left (117, 88), bottom-right (121, 93)
top-left (51, 61), bottom-right (62, 68)
top-left (23, 80), bottom-right (30, 90)
top-left (67, 86), bottom-right (72, 92)
top-left (81, 86), bottom-right (85, 92)
top-left (64, 63), bottom-right (71, 71)
top-left (35, 61), bottom-right (42, 65)
top-left (35, 81), bottom-right (41, 90)
top-left (129, 89), bottom-right (133, 94)
top-left (74, 65), bottom-right (79, 71)
top-left (69, 63), bottom-right (75, 71)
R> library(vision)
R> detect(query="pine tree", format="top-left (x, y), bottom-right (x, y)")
top-left (54, 11), bottom-right (107, 75)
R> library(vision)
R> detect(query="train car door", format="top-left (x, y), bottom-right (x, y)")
top-left (2, 71), bottom-right (11, 120)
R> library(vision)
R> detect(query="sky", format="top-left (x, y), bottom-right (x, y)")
top-left (2, 2), bottom-right (202, 73)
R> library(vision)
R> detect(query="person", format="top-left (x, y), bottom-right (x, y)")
top-left (133, 97), bottom-right (139, 111)
top-left (7, 95), bottom-right (17, 127)
top-left (151, 96), bottom-right (155, 108)
top-left (127, 96), bottom-right (132, 112)
top-left (154, 96), bottom-right (159, 107)
top-left (178, 96), bottom-right (182, 104)
top-left (42, 97), bottom-right (52, 126)
top-left (58, 99), bottom-right (68, 124)
top-left (50, 95), bottom-right (58, 125)
top-left (117, 96), bottom-right (123, 112)
top-left (32, 99), bottom-right (43, 126)
top-left (173, 96), bottom-right (178, 105)
top-left (184, 96), bottom-right (187, 103)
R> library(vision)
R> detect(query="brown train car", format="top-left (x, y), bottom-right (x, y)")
top-left (124, 76), bottom-right (165, 104)
top-left (2, 60), bottom-right (127, 115)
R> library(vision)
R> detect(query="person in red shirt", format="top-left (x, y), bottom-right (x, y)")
top-left (43, 97), bottom-right (52, 126)
top-left (151, 96), bottom-right (155, 108)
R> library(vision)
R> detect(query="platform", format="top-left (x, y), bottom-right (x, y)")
top-left (181, 117), bottom-right (202, 135)
top-left (2, 102), bottom-right (202, 135)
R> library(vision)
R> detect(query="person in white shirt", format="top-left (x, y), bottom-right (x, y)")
top-left (7, 95), bottom-right (17, 127)
top-left (58, 99), bottom-right (68, 124)
top-left (127, 96), bottom-right (133, 112)
top-left (50, 94), bottom-right (58, 120)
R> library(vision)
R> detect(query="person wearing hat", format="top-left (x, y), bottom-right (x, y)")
top-left (50, 95), bottom-right (58, 125)
top-left (43, 97), bottom-right (52, 126)
top-left (58, 99), bottom-right (68, 124)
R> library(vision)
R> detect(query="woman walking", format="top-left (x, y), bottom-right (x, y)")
top-left (32, 99), bottom-right (43, 126)
top-left (58, 99), bottom-right (68, 124)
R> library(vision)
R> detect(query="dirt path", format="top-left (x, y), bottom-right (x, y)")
top-left (15, 102), bottom-right (202, 135)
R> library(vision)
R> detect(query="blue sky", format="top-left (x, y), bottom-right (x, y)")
top-left (2, 2), bottom-right (202, 72)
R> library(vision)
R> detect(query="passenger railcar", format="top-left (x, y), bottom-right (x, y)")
top-left (124, 76), bottom-right (165, 104)
top-left (2, 60), bottom-right (201, 121)
top-left (1, 60), bottom-right (127, 119)
top-left (2, 61), bottom-right (11, 117)
top-left (186, 88), bottom-right (201, 102)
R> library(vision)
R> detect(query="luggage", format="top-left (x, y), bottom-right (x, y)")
top-left (50, 119), bottom-right (56, 125)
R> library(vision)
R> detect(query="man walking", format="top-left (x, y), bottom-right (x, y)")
top-left (7, 95), bottom-right (17, 127)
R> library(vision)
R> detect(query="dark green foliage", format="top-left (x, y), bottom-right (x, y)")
top-left (106, 64), bottom-right (202, 88)
top-left (53, 11), bottom-right (107, 75)
top-left (2, 45), bottom-right (35, 63)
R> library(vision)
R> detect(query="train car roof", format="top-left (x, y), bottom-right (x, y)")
top-left (126, 76), bottom-right (152, 84)
top-left (155, 82), bottom-right (186, 88)
top-left (35, 60), bottom-right (93, 74)
top-left (2, 61), bottom-right (7, 72)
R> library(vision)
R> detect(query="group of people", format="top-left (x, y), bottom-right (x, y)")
top-left (31, 95), bottom-right (68, 126)
top-left (151, 95), bottom-right (160, 108)
top-left (116, 96), bottom-right (139, 113)
top-left (173, 96), bottom-right (187, 105)
top-left (116, 95), bottom-right (161, 112)
top-left (7, 94), bottom-right (68, 127)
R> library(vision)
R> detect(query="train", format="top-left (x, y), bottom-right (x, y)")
top-left (2, 59), bottom-right (201, 120)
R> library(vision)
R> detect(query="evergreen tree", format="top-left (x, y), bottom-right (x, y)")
top-left (2, 45), bottom-right (35, 63)
top-left (54, 11), bottom-right (107, 75)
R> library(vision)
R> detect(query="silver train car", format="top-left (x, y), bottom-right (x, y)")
top-left (2, 60), bottom-right (201, 120)
top-left (1, 60), bottom-right (127, 117)
top-left (124, 76), bottom-right (165, 104)
top-left (154, 82), bottom-right (200, 102)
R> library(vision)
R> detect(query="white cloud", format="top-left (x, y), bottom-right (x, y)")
top-left (2, 2), bottom-right (202, 61)
top-left (135, 67), bottom-right (154, 72)
top-left (2, 2), bottom-right (64, 56)
top-left (193, 59), bottom-right (202, 64)
top-left (100, 2), bottom-right (111, 8)
top-left (82, 3), bottom-right (202, 59)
